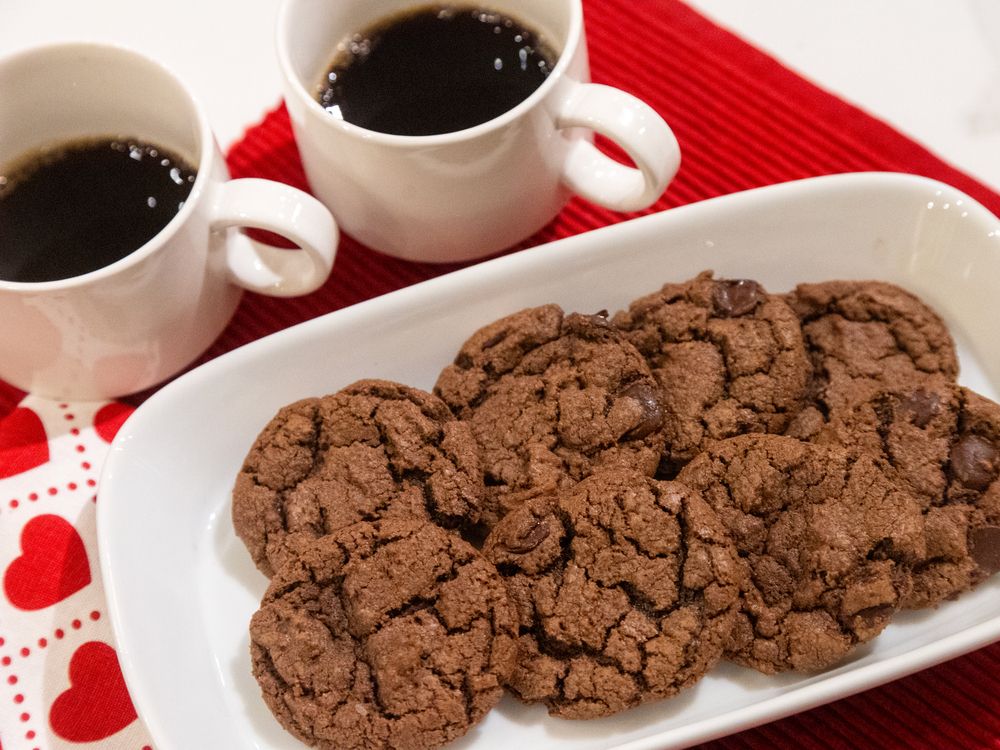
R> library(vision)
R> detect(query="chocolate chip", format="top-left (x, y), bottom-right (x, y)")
top-left (585, 310), bottom-right (613, 328)
top-left (562, 311), bottom-right (615, 340)
top-left (852, 604), bottom-right (894, 630)
top-left (503, 518), bottom-right (550, 553)
top-left (950, 434), bottom-right (1000, 491)
top-left (619, 381), bottom-right (664, 439)
top-left (970, 526), bottom-right (1000, 575)
top-left (899, 389), bottom-right (941, 429)
top-left (481, 329), bottom-right (508, 349)
top-left (712, 279), bottom-right (764, 317)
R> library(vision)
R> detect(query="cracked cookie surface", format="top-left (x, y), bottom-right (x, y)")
top-left (232, 379), bottom-right (484, 577)
top-left (817, 379), bottom-right (1000, 607)
top-left (783, 280), bottom-right (958, 439)
top-left (676, 434), bottom-right (926, 674)
top-left (612, 271), bottom-right (811, 473)
top-left (482, 469), bottom-right (743, 718)
top-left (435, 306), bottom-right (666, 529)
top-left (250, 519), bottom-right (517, 750)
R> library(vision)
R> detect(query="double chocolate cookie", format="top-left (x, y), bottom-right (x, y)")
top-left (676, 434), bottom-right (925, 674)
top-left (817, 379), bottom-right (1000, 607)
top-left (250, 519), bottom-right (518, 750)
top-left (612, 271), bottom-right (811, 472)
top-left (435, 306), bottom-right (665, 528)
top-left (784, 280), bottom-right (959, 439)
top-left (482, 469), bottom-right (743, 718)
top-left (232, 379), bottom-right (484, 576)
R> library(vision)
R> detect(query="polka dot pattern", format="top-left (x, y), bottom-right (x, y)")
top-left (0, 397), bottom-right (149, 747)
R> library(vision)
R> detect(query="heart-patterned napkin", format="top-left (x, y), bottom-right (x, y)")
top-left (0, 398), bottom-right (147, 749)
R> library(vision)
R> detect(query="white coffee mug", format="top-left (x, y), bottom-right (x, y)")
top-left (277, 0), bottom-right (681, 262)
top-left (0, 43), bottom-right (339, 401)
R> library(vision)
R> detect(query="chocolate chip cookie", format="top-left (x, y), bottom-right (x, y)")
top-left (232, 379), bottom-right (484, 577)
top-left (435, 306), bottom-right (666, 528)
top-left (482, 469), bottom-right (743, 718)
top-left (250, 519), bottom-right (518, 750)
top-left (676, 434), bottom-right (926, 674)
top-left (818, 379), bottom-right (1000, 607)
top-left (784, 280), bottom-right (959, 439)
top-left (612, 271), bottom-right (811, 473)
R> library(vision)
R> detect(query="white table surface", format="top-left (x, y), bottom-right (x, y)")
top-left (4, 0), bottom-right (1000, 192)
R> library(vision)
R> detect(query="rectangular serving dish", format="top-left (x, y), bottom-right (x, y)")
top-left (98, 172), bottom-right (1000, 750)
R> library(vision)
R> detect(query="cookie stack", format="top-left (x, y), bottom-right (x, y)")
top-left (232, 271), bottom-right (1000, 750)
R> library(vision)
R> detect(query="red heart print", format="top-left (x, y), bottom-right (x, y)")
top-left (94, 402), bottom-right (134, 444)
top-left (3, 514), bottom-right (91, 610)
top-left (0, 406), bottom-right (48, 478)
top-left (50, 641), bottom-right (138, 741)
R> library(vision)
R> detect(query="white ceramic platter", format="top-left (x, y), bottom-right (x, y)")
top-left (98, 172), bottom-right (1000, 750)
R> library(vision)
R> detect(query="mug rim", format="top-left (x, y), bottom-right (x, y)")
top-left (276, 0), bottom-right (584, 147)
top-left (0, 41), bottom-right (217, 293)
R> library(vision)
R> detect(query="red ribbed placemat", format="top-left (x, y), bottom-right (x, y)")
top-left (2, 1), bottom-right (999, 748)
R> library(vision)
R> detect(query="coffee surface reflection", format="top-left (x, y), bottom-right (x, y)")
top-left (316, 5), bottom-right (557, 136)
top-left (0, 138), bottom-right (197, 283)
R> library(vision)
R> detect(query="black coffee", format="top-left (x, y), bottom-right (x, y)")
top-left (0, 138), bottom-right (197, 283)
top-left (316, 5), bottom-right (557, 136)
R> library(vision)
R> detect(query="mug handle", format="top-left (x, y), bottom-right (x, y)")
top-left (556, 81), bottom-right (681, 212)
top-left (211, 178), bottom-right (338, 297)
